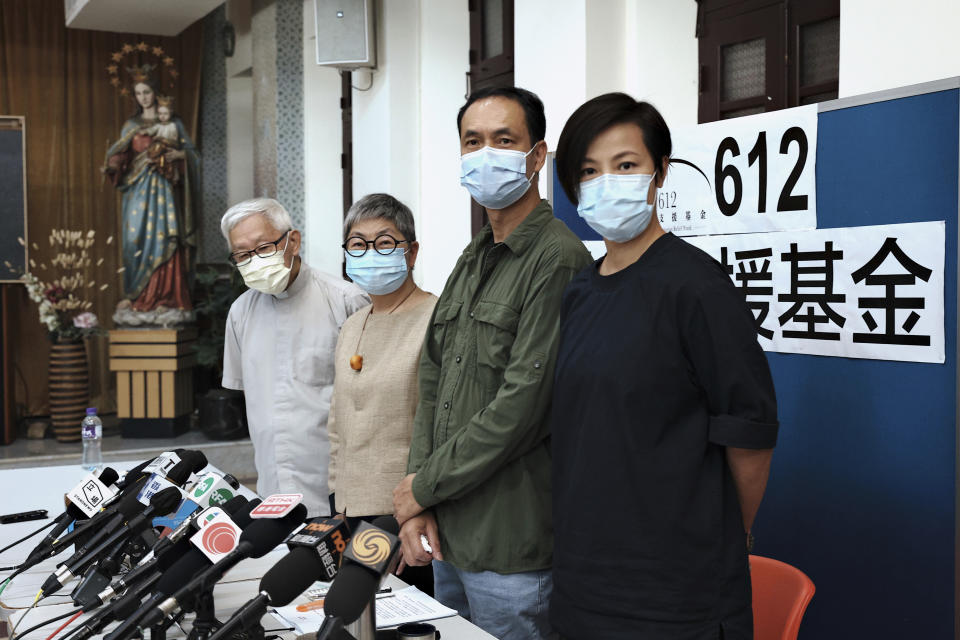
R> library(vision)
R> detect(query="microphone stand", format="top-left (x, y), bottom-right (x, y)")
top-left (185, 589), bottom-right (223, 640)
top-left (342, 601), bottom-right (375, 640)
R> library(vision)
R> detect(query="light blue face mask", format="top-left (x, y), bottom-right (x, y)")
top-left (576, 172), bottom-right (657, 243)
top-left (459, 145), bottom-right (536, 210)
top-left (345, 248), bottom-right (408, 295)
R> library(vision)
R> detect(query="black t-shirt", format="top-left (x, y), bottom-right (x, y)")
top-left (550, 232), bottom-right (779, 640)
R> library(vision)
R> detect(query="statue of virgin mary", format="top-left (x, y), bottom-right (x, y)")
top-left (103, 65), bottom-right (198, 326)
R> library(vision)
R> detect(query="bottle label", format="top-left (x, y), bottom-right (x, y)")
top-left (81, 424), bottom-right (101, 439)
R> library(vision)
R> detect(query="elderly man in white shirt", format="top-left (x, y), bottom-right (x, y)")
top-left (221, 198), bottom-right (368, 516)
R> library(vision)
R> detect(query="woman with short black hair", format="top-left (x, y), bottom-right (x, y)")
top-left (549, 92), bottom-right (779, 640)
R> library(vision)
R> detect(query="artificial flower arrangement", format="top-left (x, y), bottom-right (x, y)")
top-left (18, 229), bottom-right (111, 342)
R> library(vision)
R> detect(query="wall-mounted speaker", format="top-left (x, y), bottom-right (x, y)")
top-left (314, 0), bottom-right (376, 69)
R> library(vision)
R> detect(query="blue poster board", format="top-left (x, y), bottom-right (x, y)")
top-left (553, 81), bottom-right (960, 638)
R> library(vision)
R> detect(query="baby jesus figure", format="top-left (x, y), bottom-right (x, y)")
top-left (144, 96), bottom-right (183, 184)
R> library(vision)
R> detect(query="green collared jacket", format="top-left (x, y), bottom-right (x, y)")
top-left (407, 200), bottom-right (593, 573)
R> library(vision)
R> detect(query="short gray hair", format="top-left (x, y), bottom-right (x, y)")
top-left (221, 198), bottom-right (294, 243)
top-left (343, 193), bottom-right (416, 243)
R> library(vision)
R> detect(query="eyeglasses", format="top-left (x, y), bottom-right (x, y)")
top-left (228, 231), bottom-right (289, 266)
top-left (342, 234), bottom-right (409, 258)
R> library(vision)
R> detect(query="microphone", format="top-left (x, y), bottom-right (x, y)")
top-left (19, 467), bottom-right (120, 569)
top-left (134, 504), bottom-right (308, 632)
top-left (323, 516), bottom-right (401, 626)
top-left (207, 517), bottom-right (352, 640)
top-left (206, 550), bottom-right (326, 640)
top-left (150, 470), bottom-right (239, 535)
top-left (70, 499), bottom-right (262, 640)
top-left (44, 467), bottom-right (120, 544)
top-left (284, 516), bottom-right (351, 581)
top-left (40, 487), bottom-right (182, 597)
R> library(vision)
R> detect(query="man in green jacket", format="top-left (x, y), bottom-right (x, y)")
top-left (392, 87), bottom-right (593, 640)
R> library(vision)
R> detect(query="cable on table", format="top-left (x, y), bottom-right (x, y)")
top-left (44, 610), bottom-right (84, 640)
top-left (0, 520), bottom-right (56, 556)
top-left (9, 589), bottom-right (43, 640)
top-left (10, 609), bottom-right (82, 640)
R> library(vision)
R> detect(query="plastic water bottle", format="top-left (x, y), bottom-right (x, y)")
top-left (81, 408), bottom-right (103, 472)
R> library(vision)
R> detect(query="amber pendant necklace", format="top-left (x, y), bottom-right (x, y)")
top-left (350, 286), bottom-right (417, 371)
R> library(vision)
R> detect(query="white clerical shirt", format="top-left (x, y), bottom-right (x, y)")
top-left (222, 261), bottom-right (369, 516)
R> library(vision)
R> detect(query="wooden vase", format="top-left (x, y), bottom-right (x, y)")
top-left (49, 339), bottom-right (89, 442)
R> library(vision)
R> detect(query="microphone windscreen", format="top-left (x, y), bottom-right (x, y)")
top-left (165, 461), bottom-right (193, 486)
top-left (220, 495), bottom-right (249, 517)
top-left (233, 499), bottom-right (260, 529)
top-left (155, 548), bottom-right (208, 596)
top-left (98, 467), bottom-right (120, 486)
top-left (117, 458), bottom-right (155, 488)
top-left (239, 504), bottom-right (307, 558)
top-left (156, 537), bottom-right (195, 571)
top-left (149, 487), bottom-right (182, 515)
top-left (180, 450), bottom-right (208, 473)
top-left (260, 547), bottom-right (325, 606)
top-left (370, 516), bottom-right (400, 536)
top-left (116, 490), bottom-right (148, 517)
top-left (323, 563), bottom-right (379, 624)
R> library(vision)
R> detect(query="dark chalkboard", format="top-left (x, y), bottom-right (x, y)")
top-left (0, 117), bottom-right (27, 282)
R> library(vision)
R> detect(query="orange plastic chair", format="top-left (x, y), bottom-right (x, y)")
top-left (750, 554), bottom-right (816, 640)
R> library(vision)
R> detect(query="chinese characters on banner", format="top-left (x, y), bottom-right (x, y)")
top-left (684, 221), bottom-right (945, 363)
top-left (659, 105), bottom-right (818, 236)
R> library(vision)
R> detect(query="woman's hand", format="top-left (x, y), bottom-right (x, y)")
top-left (164, 149), bottom-right (185, 162)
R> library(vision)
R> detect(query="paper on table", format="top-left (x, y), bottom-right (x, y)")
top-left (374, 587), bottom-right (457, 627)
top-left (271, 586), bottom-right (456, 632)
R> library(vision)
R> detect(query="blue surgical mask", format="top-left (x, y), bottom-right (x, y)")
top-left (345, 248), bottom-right (408, 295)
top-left (577, 173), bottom-right (657, 243)
top-left (459, 145), bottom-right (536, 210)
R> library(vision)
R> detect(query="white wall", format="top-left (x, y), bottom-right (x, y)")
top-left (839, 0), bottom-right (960, 98)
top-left (623, 0), bottom-right (699, 129)
top-left (341, 0), bottom-right (470, 296)
top-left (515, 0), bottom-right (588, 156)
top-left (416, 0), bottom-right (471, 296)
top-left (516, 0), bottom-right (697, 198)
top-left (350, 0), bottom-right (421, 265)
top-left (302, 0), bottom-right (346, 275)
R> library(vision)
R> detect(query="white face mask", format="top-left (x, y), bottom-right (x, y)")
top-left (345, 248), bottom-right (408, 295)
top-left (459, 145), bottom-right (536, 210)
top-left (237, 235), bottom-right (293, 295)
top-left (576, 173), bottom-right (657, 243)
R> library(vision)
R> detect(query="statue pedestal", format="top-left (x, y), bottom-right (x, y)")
top-left (109, 328), bottom-right (196, 438)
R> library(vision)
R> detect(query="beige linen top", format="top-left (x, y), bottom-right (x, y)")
top-left (328, 293), bottom-right (437, 516)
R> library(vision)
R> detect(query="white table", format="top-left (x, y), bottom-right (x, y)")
top-left (0, 462), bottom-right (495, 640)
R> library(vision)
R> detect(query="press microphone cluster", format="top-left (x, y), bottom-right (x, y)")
top-left (69, 496), bottom-right (259, 640)
top-left (4, 451), bottom-right (329, 640)
top-left (19, 449), bottom-right (207, 575)
top-left (36, 454), bottom-right (208, 599)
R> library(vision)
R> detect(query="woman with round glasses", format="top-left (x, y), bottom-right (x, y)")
top-left (548, 94), bottom-right (778, 639)
top-left (328, 193), bottom-right (436, 592)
